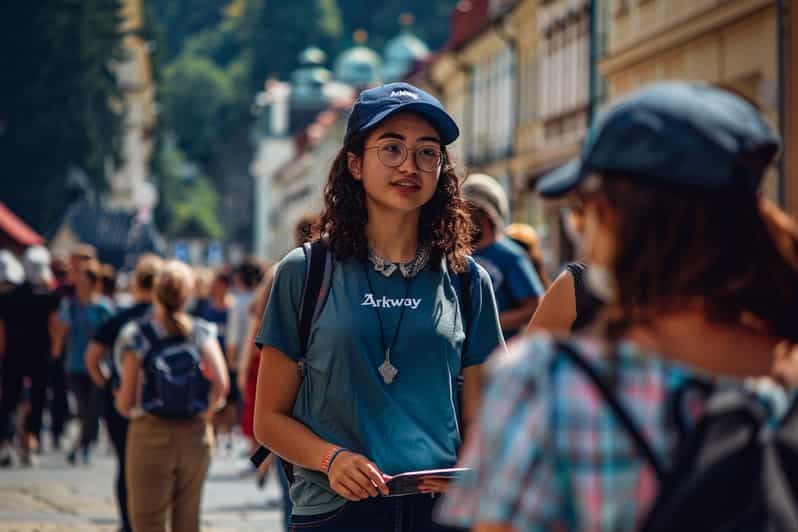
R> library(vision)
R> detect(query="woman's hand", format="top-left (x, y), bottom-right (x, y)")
top-left (327, 451), bottom-right (389, 501)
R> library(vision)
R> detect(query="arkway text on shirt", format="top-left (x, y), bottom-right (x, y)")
top-left (361, 293), bottom-right (422, 310)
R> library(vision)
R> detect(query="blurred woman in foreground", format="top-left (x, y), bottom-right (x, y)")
top-left (438, 82), bottom-right (798, 531)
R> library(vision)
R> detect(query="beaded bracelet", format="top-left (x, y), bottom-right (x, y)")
top-left (321, 446), bottom-right (347, 474)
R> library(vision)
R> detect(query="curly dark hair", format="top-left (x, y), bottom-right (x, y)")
top-left (316, 130), bottom-right (473, 273)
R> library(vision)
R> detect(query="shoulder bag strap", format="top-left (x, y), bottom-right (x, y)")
top-left (298, 240), bottom-right (328, 359)
top-left (251, 240), bottom-right (328, 470)
top-left (556, 340), bottom-right (666, 481)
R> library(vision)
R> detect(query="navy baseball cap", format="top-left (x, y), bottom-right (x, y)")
top-left (344, 82), bottom-right (460, 145)
top-left (537, 82), bottom-right (780, 198)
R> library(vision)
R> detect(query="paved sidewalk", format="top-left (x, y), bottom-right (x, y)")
top-left (0, 430), bottom-right (285, 532)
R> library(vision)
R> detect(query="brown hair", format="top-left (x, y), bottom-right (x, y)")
top-left (132, 254), bottom-right (163, 292)
top-left (591, 175), bottom-right (798, 342)
top-left (154, 260), bottom-right (194, 337)
top-left (294, 214), bottom-right (319, 246)
top-left (317, 129), bottom-right (473, 272)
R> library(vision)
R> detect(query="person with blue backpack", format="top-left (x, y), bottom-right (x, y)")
top-left (253, 82), bottom-right (505, 531)
top-left (51, 258), bottom-right (113, 465)
top-left (115, 259), bottom-right (229, 532)
top-left (85, 253), bottom-right (163, 532)
top-left (437, 83), bottom-right (798, 531)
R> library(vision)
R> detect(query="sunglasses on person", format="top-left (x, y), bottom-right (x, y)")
top-left (364, 139), bottom-right (444, 173)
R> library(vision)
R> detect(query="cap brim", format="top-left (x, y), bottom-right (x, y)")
top-left (536, 159), bottom-right (583, 198)
top-left (356, 101), bottom-right (460, 145)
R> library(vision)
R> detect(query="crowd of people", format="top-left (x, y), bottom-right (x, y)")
top-left (1, 79), bottom-right (797, 532)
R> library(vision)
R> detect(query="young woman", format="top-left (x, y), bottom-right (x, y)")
top-left (254, 82), bottom-right (505, 530)
top-left (437, 82), bottom-right (798, 531)
top-left (52, 259), bottom-right (112, 465)
top-left (115, 260), bottom-right (228, 532)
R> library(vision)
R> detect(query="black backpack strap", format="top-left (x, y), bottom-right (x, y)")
top-left (454, 258), bottom-right (474, 439)
top-left (138, 321), bottom-right (160, 363)
top-left (556, 340), bottom-right (666, 481)
top-left (251, 240), bottom-right (329, 470)
top-left (457, 258), bottom-right (473, 354)
top-left (297, 240), bottom-right (329, 378)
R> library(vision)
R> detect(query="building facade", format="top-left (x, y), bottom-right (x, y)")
top-left (599, 0), bottom-right (790, 207)
top-left (513, 0), bottom-right (590, 265)
top-left (107, 0), bottom-right (157, 213)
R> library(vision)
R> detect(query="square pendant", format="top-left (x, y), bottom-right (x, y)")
top-left (378, 360), bottom-right (398, 384)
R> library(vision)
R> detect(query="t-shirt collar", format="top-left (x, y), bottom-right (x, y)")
top-left (367, 244), bottom-right (430, 279)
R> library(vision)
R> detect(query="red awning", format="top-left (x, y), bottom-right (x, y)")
top-left (0, 201), bottom-right (45, 247)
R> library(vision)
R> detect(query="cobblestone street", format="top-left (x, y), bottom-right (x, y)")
top-left (0, 428), bottom-right (284, 532)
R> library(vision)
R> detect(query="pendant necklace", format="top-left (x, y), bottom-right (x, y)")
top-left (363, 262), bottom-right (413, 384)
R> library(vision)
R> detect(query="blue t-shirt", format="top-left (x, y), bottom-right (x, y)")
top-left (473, 237), bottom-right (544, 338)
top-left (59, 297), bottom-right (113, 375)
top-left (256, 248), bottom-right (505, 516)
top-left (192, 299), bottom-right (229, 355)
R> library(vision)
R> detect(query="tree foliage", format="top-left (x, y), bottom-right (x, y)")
top-left (161, 53), bottom-right (237, 164)
top-left (0, 0), bottom-right (126, 233)
top-left (152, 136), bottom-right (222, 239)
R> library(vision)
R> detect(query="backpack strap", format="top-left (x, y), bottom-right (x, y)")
top-left (138, 321), bottom-right (160, 363)
top-left (453, 258), bottom-right (475, 439)
top-left (456, 257), bottom-right (473, 354)
top-left (296, 240), bottom-right (331, 378)
top-left (556, 340), bottom-right (666, 481)
top-left (251, 240), bottom-right (330, 470)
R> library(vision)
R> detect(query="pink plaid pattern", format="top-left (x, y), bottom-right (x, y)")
top-left (437, 335), bottom-right (704, 531)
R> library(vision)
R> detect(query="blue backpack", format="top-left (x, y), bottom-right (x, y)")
top-left (139, 321), bottom-right (211, 419)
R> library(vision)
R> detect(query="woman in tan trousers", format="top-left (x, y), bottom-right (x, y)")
top-left (116, 260), bottom-right (228, 532)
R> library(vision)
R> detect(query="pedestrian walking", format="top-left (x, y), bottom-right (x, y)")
top-left (505, 222), bottom-right (551, 289)
top-left (526, 201), bottom-right (603, 333)
top-left (51, 258), bottom-right (112, 465)
top-left (0, 246), bottom-right (59, 466)
top-left (84, 253), bottom-right (163, 532)
top-left (463, 174), bottom-right (545, 340)
top-left (46, 252), bottom-right (70, 448)
top-left (192, 267), bottom-right (236, 448)
top-left (225, 260), bottom-right (262, 425)
top-left (437, 82), bottom-right (798, 531)
top-left (115, 259), bottom-right (228, 532)
top-left (253, 82), bottom-right (504, 531)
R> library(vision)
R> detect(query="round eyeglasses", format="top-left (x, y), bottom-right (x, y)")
top-left (364, 140), bottom-right (443, 173)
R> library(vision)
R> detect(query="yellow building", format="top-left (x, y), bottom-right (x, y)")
top-left (408, 1), bottom-right (520, 196)
top-left (599, 0), bottom-right (791, 209)
top-left (512, 0), bottom-right (591, 264)
top-left (107, 0), bottom-right (157, 212)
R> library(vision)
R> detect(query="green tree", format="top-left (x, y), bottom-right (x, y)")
top-left (242, 0), bottom-right (343, 90)
top-left (0, 0), bottom-right (126, 233)
top-left (152, 136), bottom-right (222, 239)
top-left (147, 0), bottom-right (228, 62)
top-left (161, 53), bottom-right (237, 165)
top-left (337, 0), bottom-right (457, 52)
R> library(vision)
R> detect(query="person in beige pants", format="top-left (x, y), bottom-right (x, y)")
top-left (116, 260), bottom-right (229, 532)
top-left (125, 415), bottom-right (213, 531)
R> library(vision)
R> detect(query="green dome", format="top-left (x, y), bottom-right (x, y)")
top-left (298, 47), bottom-right (327, 66)
top-left (382, 29), bottom-right (429, 81)
top-left (334, 46), bottom-right (382, 86)
top-left (291, 64), bottom-right (332, 103)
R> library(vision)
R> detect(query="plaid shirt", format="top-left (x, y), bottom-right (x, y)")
top-left (437, 335), bottom-right (789, 532)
